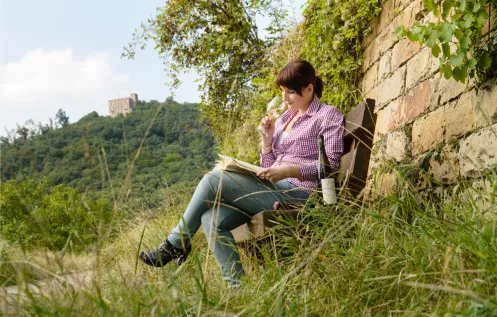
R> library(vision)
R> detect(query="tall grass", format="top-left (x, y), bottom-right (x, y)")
top-left (1, 170), bottom-right (496, 316)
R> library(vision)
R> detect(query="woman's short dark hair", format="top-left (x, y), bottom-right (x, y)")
top-left (275, 60), bottom-right (324, 98)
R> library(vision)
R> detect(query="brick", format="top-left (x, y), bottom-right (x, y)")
top-left (368, 141), bottom-right (388, 175)
top-left (362, 62), bottom-right (379, 94)
top-left (391, 38), bottom-right (421, 70)
top-left (388, 0), bottom-right (424, 69)
top-left (392, 0), bottom-right (420, 29)
top-left (445, 91), bottom-right (476, 141)
top-left (405, 47), bottom-right (438, 89)
top-left (386, 130), bottom-right (410, 162)
top-left (365, 86), bottom-right (378, 105)
top-left (391, 79), bottom-right (431, 129)
top-left (412, 107), bottom-right (445, 155)
top-left (387, 98), bottom-right (402, 130)
top-left (363, 39), bottom-right (380, 72)
top-left (363, 26), bottom-right (378, 50)
top-left (437, 76), bottom-right (469, 105)
top-left (377, 24), bottom-right (399, 57)
top-left (428, 73), bottom-right (442, 111)
top-left (367, 171), bottom-right (397, 198)
top-left (373, 101), bottom-right (394, 143)
top-left (429, 144), bottom-right (459, 184)
top-left (377, 65), bottom-right (406, 107)
top-left (475, 83), bottom-right (497, 128)
top-left (422, 11), bottom-right (439, 24)
top-left (397, 0), bottom-right (419, 13)
top-left (377, 0), bottom-right (396, 31)
top-left (459, 123), bottom-right (497, 178)
top-left (378, 50), bottom-right (392, 82)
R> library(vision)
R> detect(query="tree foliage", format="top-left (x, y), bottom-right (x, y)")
top-left (56, 108), bottom-right (70, 127)
top-left (123, 0), bottom-right (289, 134)
top-left (0, 99), bottom-right (217, 202)
top-left (0, 178), bottom-right (113, 252)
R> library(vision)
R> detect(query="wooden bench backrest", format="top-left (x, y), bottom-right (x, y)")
top-left (338, 98), bottom-right (376, 199)
top-left (231, 99), bottom-right (377, 242)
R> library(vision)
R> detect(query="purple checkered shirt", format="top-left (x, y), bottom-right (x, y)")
top-left (260, 96), bottom-right (345, 191)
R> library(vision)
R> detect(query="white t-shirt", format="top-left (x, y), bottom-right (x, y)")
top-left (274, 131), bottom-right (289, 149)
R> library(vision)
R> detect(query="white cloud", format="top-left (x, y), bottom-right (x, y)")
top-left (0, 48), bottom-right (131, 134)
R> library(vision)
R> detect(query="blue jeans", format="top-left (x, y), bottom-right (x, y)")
top-left (167, 169), bottom-right (310, 284)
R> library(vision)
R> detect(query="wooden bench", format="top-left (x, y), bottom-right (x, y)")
top-left (230, 99), bottom-right (377, 242)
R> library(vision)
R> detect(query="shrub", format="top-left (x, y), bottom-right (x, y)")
top-left (0, 178), bottom-right (114, 252)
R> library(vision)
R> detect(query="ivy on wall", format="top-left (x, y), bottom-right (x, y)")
top-left (301, 0), bottom-right (383, 112)
top-left (253, 0), bottom-right (384, 116)
top-left (397, 0), bottom-right (497, 89)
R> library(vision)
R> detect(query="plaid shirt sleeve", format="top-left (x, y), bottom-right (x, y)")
top-left (260, 150), bottom-right (276, 168)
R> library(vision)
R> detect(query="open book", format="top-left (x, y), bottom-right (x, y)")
top-left (215, 154), bottom-right (264, 174)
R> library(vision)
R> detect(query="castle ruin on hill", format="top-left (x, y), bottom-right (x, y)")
top-left (108, 93), bottom-right (138, 117)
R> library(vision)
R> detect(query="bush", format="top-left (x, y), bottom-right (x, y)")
top-left (0, 178), bottom-right (114, 252)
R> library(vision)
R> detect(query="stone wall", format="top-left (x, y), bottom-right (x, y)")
top-left (361, 0), bottom-right (497, 197)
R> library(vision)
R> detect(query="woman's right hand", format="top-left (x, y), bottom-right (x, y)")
top-left (258, 115), bottom-right (275, 144)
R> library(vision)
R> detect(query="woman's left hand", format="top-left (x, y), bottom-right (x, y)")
top-left (256, 166), bottom-right (289, 183)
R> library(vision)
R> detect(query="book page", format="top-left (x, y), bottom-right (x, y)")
top-left (216, 154), bottom-right (264, 174)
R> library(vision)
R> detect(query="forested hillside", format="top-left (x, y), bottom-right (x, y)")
top-left (0, 99), bottom-right (217, 198)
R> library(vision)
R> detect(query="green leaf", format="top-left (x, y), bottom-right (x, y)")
top-left (440, 64), bottom-right (453, 79)
top-left (477, 52), bottom-right (492, 69)
top-left (425, 31), bottom-right (439, 48)
top-left (473, 1), bottom-right (481, 11)
top-left (442, 42), bottom-right (451, 57)
top-left (459, 0), bottom-right (466, 11)
top-left (396, 26), bottom-right (406, 40)
top-left (452, 12), bottom-right (463, 21)
top-left (454, 29), bottom-right (464, 40)
top-left (475, 8), bottom-right (489, 25)
top-left (432, 44), bottom-right (441, 57)
top-left (424, 0), bottom-right (439, 15)
top-left (458, 12), bottom-right (474, 28)
top-left (449, 51), bottom-right (465, 66)
top-left (438, 23), bottom-right (453, 42)
top-left (459, 35), bottom-right (471, 49)
top-left (452, 65), bottom-right (468, 82)
top-left (407, 27), bottom-right (422, 41)
top-left (442, 0), bottom-right (453, 19)
top-left (467, 58), bottom-right (477, 69)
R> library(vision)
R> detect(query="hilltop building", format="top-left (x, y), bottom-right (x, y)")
top-left (108, 93), bottom-right (138, 117)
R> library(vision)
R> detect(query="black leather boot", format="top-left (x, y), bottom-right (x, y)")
top-left (139, 240), bottom-right (191, 267)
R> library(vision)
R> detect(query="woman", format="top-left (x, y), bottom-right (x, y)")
top-left (139, 60), bottom-right (345, 289)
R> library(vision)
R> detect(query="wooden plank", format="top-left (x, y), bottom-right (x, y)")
top-left (343, 98), bottom-right (375, 138)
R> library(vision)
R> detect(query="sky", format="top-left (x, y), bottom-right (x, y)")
top-left (0, 0), bottom-right (306, 136)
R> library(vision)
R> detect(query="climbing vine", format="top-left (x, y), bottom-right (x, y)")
top-left (397, 0), bottom-right (497, 88)
top-left (253, 0), bottom-right (385, 115)
top-left (301, 0), bottom-right (383, 112)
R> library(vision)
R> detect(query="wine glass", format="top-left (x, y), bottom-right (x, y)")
top-left (258, 96), bottom-right (286, 137)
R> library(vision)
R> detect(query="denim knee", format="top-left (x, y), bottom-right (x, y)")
top-left (199, 169), bottom-right (223, 194)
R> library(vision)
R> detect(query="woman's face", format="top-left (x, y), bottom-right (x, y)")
top-left (280, 85), bottom-right (314, 111)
